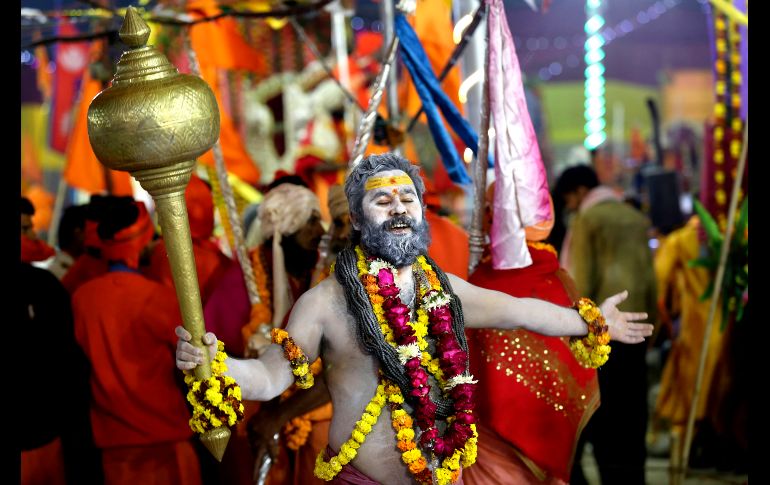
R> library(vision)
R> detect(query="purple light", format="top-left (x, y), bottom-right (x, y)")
top-left (554, 36), bottom-right (567, 49)
top-left (371, 20), bottom-right (383, 32)
top-left (619, 20), bottom-right (634, 33)
top-left (351, 17), bottom-right (364, 31)
top-left (538, 37), bottom-right (549, 49)
top-left (637, 12), bottom-right (650, 24)
top-left (526, 38), bottom-right (538, 51)
top-left (566, 55), bottom-right (580, 68)
top-left (548, 62), bottom-right (562, 76)
top-left (653, 1), bottom-right (667, 14)
top-left (603, 28), bottom-right (616, 41)
top-left (648, 7), bottom-right (660, 19)
top-left (539, 67), bottom-right (551, 80)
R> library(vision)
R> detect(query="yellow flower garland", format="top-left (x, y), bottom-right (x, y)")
top-left (569, 298), bottom-right (611, 368)
top-left (314, 383), bottom-right (387, 480)
top-left (184, 340), bottom-right (245, 433)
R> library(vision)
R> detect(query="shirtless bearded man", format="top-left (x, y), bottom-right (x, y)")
top-left (176, 153), bottom-right (652, 484)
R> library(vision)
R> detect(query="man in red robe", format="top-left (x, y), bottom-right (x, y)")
top-left (72, 199), bottom-right (202, 485)
top-left (145, 173), bottom-right (229, 304)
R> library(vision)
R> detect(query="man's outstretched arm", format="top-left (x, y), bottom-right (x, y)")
top-left (448, 274), bottom-right (652, 343)
top-left (175, 286), bottom-right (326, 401)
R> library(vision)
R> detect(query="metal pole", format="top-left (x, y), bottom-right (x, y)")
top-left (453, 0), bottom-right (485, 133)
top-left (380, 0), bottom-right (401, 155)
top-left (468, 2), bottom-right (491, 276)
top-left (349, 37), bottom-right (400, 167)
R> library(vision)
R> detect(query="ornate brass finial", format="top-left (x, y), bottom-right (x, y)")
top-left (87, 7), bottom-right (231, 462)
top-left (119, 6), bottom-right (151, 48)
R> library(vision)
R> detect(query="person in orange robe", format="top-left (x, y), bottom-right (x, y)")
top-left (61, 195), bottom-right (118, 294)
top-left (423, 176), bottom-right (470, 280)
top-left (145, 174), bottom-right (229, 304)
top-left (463, 185), bottom-right (599, 485)
top-left (72, 199), bottom-right (202, 485)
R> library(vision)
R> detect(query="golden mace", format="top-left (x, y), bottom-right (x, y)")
top-left (87, 6), bottom-right (230, 461)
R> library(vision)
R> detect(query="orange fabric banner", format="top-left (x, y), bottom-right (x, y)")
top-left (189, 15), bottom-right (268, 75)
top-left (63, 69), bottom-right (133, 196)
top-left (400, 0), bottom-right (463, 119)
top-left (196, 65), bottom-right (261, 184)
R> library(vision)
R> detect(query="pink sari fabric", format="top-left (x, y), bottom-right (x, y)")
top-left (463, 424), bottom-right (566, 485)
top-left (487, 0), bottom-right (552, 270)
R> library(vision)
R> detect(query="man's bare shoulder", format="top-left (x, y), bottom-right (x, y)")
top-left (294, 275), bottom-right (346, 313)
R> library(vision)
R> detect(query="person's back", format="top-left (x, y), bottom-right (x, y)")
top-left (72, 199), bottom-right (201, 485)
top-left (73, 273), bottom-right (191, 447)
top-left (571, 199), bottom-right (656, 310)
top-left (569, 199), bottom-right (654, 485)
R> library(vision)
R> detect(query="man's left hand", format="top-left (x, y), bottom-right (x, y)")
top-left (600, 291), bottom-right (654, 344)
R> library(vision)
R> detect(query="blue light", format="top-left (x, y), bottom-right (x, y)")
top-left (351, 16), bottom-right (364, 31)
top-left (584, 15), bottom-right (605, 35)
top-left (549, 62), bottom-right (563, 76)
top-left (21, 51), bottom-right (31, 64)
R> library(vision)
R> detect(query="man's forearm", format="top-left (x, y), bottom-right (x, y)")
top-left (510, 298), bottom-right (589, 336)
top-left (225, 349), bottom-right (293, 401)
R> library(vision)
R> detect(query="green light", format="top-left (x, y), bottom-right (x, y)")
top-left (585, 118), bottom-right (607, 134)
top-left (584, 15), bottom-right (605, 35)
top-left (585, 34), bottom-right (605, 51)
top-left (587, 0), bottom-right (601, 9)
top-left (584, 105), bottom-right (606, 120)
top-left (584, 48), bottom-right (605, 65)
top-left (584, 96), bottom-right (605, 110)
top-left (584, 63), bottom-right (606, 79)
top-left (584, 84), bottom-right (606, 98)
top-left (584, 131), bottom-right (607, 149)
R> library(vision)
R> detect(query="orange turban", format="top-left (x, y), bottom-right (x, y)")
top-left (101, 202), bottom-right (155, 269)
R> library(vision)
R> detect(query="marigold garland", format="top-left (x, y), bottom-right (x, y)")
top-left (321, 246), bottom-right (477, 485)
top-left (569, 297), bottom-right (611, 368)
top-left (271, 328), bottom-right (314, 389)
top-left (242, 248), bottom-right (273, 347)
top-left (314, 383), bottom-right (387, 480)
top-left (184, 340), bottom-right (245, 433)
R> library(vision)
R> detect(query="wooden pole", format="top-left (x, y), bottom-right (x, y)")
top-left (678, 118), bottom-right (748, 482)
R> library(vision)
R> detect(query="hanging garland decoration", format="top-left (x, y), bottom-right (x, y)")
top-left (709, 10), bottom-right (744, 231)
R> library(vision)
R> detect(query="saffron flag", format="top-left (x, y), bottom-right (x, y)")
top-left (63, 65), bottom-right (133, 196)
top-left (49, 19), bottom-right (90, 153)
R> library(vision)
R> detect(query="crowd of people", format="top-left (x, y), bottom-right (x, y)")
top-left (20, 152), bottom-right (745, 485)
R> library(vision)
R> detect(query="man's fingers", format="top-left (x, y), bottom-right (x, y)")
top-left (622, 312), bottom-right (648, 322)
top-left (176, 359), bottom-right (198, 370)
top-left (203, 332), bottom-right (217, 345)
top-left (629, 323), bottom-right (654, 336)
top-left (606, 290), bottom-right (629, 306)
top-left (175, 326), bottom-right (192, 340)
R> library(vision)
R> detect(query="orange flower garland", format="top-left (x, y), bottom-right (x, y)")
top-left (271, 328), bottom-right (314, 389)
top-left (569, 297), bottom-right (611, 368)
top-left (242, 248), bottom-right (273, 347)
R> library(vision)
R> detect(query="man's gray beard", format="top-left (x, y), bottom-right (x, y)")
top-left (360, 214), bottom-right (431, 267)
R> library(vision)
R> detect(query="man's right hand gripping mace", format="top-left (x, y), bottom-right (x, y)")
top-left (87, 6), bottom-right (236, 461)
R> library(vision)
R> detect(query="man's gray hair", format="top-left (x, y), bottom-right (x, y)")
top-left (344, 153), bottom-right (426, 224)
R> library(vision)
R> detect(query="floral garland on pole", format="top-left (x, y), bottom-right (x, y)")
top-left (184, 340), bottom-right (245, 433)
